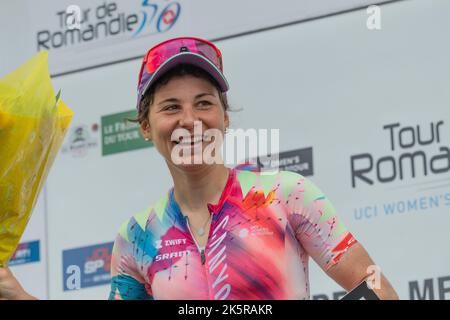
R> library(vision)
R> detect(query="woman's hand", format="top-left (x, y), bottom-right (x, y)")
top-left (0, 265), bottom-right (36, 300)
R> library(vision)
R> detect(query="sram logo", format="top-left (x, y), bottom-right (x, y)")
top-left (154, 250), bottom-right (190, 262)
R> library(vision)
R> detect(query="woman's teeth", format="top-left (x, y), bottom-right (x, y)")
top-left (175, 137), bottom-right (203, 145)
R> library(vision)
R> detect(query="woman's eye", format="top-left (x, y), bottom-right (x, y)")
top-left (164, 105), bottom-right (179, 111)
top-left (198, 101), bottom-right (212, 108)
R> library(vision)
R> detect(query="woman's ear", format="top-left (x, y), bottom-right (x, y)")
top-left (140, 119), bottom-right (152, 141)
top-left (224, 111), bottom-right (230, 132)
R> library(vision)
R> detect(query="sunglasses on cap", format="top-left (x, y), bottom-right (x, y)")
top-left (136, 36), bottom-right (229, 110)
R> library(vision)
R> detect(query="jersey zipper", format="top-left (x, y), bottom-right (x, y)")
top-left (185, 214), bottom-right (215, 300)
top-left (186, 221), bottom-right (206, 264)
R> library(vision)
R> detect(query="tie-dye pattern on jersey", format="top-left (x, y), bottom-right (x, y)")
top-left (109, 168), bottom-right (357, 300)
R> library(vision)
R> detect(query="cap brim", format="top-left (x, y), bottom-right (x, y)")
top-left (141, 52), bottom-right (229, 99)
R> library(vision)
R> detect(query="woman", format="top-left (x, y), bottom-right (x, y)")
top-left (0, 37), bottom-right (398, 300)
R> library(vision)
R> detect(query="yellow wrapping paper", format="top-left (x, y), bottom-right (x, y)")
top-left (0, 51), bottom-right (73, 265)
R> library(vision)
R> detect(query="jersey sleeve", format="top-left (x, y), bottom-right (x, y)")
top-left (284, 171), bottom-right (357, 271)
top-left (109, 218), bottom-right (153, 300)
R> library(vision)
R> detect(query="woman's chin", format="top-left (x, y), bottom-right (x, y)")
top-left (173, 162), bottom-right (212, 173)
top-left (172, 154), bottom-right (220, 171)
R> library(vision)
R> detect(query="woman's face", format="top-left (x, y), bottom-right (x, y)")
top-left (140, 74), bottom-right (229, 168)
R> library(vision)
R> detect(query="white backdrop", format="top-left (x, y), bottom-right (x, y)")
top-left (3, 0), bottom-right (449, 299)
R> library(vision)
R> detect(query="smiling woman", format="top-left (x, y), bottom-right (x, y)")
top-left (106, 37), bottom-right (400, 300)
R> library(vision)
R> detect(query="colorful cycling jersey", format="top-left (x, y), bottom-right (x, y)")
top-left (109, 168), bottom-right (357, 300)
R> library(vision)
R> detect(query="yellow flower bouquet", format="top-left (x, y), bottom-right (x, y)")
top-left (0, 51), bottom-right (73, 265)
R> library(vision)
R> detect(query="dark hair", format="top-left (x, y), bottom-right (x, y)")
top-left (127, 64), bottom-right (230, 124)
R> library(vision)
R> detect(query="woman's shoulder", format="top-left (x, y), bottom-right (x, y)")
top-left (116, 191), bottom-right (171, 238)
top-left (233, 166), bottom-right (328, 204)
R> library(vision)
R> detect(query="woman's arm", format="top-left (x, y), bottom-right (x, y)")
top-left (0, 266), bottom-right (37, 300)
top-left (325, 242), bottom-right (399, 300)
top-left (283, 172), bottom-right (399, 300)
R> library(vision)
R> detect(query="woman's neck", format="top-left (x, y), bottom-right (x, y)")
top-left (169, 164), bottom-right (230, 213)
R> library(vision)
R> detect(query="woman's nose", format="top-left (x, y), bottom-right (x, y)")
top-left (178, 105), bottom-right (199, 129)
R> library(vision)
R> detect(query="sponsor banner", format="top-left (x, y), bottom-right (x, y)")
top-left (349, 120), bottom-right (448, 189)
top-left (348, 120), bottom-right (450, 222)
top-left (9, 240), bottom-right (40, 266)
top-left (101, 110), bottom-right (153, 156)
top-left (258, 147), bottom-right (314, 176)
top-left (62, 242), bottom-right (114, 291)
top-left (61, 123), bottom-right (100, 158)
top-left (241, 147), bottom-right (314, 176)
top-left (25, 0), bottom-right (393, 75)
